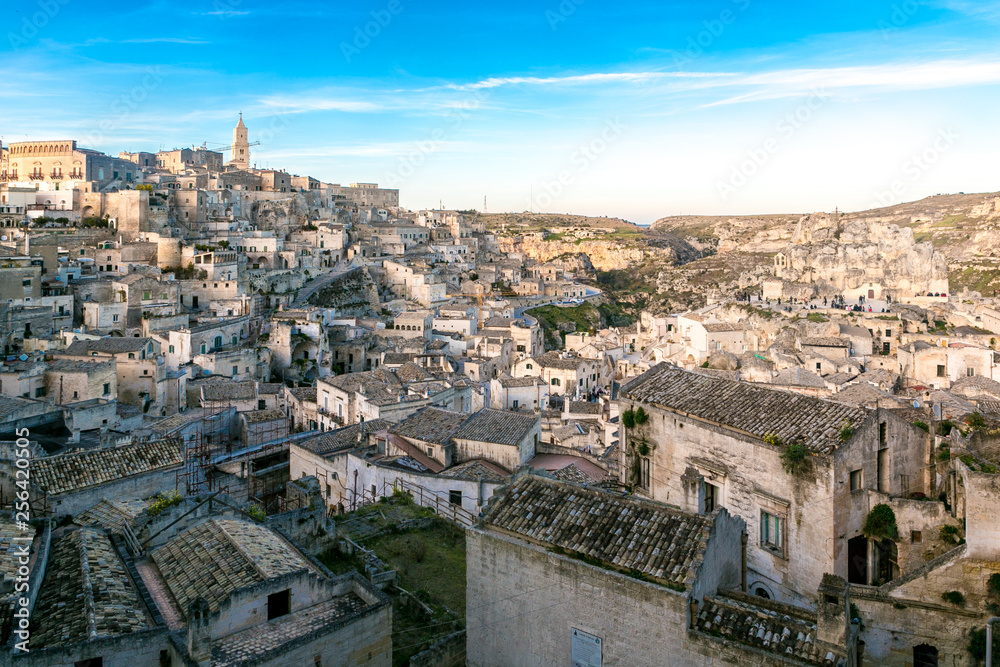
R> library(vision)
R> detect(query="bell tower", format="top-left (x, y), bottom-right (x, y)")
top-left (230, 113), bottom-right (250, 170)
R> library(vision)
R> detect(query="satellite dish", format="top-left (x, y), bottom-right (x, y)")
top-left (1, 236), bottom-right (6, 241)
top-left (933, 403), bottom-right (942, 420)
top-left (913, 400), bottom-right (920, 408)
top-left (18, 354), bottom-right (27, 361)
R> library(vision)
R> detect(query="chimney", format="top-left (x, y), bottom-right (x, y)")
top-left (186, 598), bottom-right (213, 667)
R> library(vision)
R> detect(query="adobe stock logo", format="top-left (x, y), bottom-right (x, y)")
top-left (341, 0), bottom-right (406, 63)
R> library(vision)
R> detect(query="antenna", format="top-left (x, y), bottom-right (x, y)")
top-left (484, 195), bottom-right (487, 213)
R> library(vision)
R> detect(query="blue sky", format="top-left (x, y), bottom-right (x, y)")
top-left (4, 0), bottom-right (1000, 222)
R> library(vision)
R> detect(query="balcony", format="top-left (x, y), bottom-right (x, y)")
top-left (50, 172), bottom-right (63, 179)
top-left (28, 173), bottom-right (45, 181)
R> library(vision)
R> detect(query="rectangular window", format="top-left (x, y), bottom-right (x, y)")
top-left (639, 457), bottom-right (651, 490)
top-left (885, 329), bottom-right (891, 337)
top-left (936, 364), bottom-right (946, 377)
top-left (232, 365), bottom-right (239, 376)
top-left (968, 368), bottom-right (976, 377)
top-left (21, 279), bottom-right (31, 287)
top-left (449, 490), bottom-right (462, 505)
top-left (169, 345), bottom-right (175, 354)
top-left (703, 482), bottom-right (718, 513)
top-left (112, 315), bottom-right (119, 322)
top-left (266, 590), bottom-right (291, 620)
top-left (142, 291), bottom-right (151, 300)
top-left (258, 399), bottom-right (266, 410)
top-left (512, 399), bottom-right (519, 408)
top-left (103, 383), bottom-right (110, 395)
top-left (849, 469), bottom-right (863, 491)
top-left (761, 511), bottom-right (783, 554)
top-left (911, 530), bottom-right (922, 544)
top-left (35, 387), bottom-right (46, 398)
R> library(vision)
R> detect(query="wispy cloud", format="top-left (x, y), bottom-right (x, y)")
top-left (120, 37), bottom-right (210, 44)
top-left (257, 95), bottom-right (382, 113)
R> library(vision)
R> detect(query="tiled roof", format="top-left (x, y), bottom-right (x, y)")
top-left (298, 420), bottom-right (390, 455)
top-left (0, 395), bottom-right (41, 419)
top-left (76, 498), bottom-right (150, 533)
top-left (566, 401), bottom-right (602, 415)
top-left (151, 518), bottom-right (314, 616)
top-left (951, 374), bottom-right (1000, 398)
top-left (0, 518), bottom-right (27, 584)
top-left (32, 439), bottom-right (183, 495)
top-left (694, 593), bottom-right (844, 666)
top-left (439, 459), bottom-right (510, 483)
top-left (703, 322), bottom-right (748, 332)
top-left (484, 475), bottom-right (712, 587)
top-left (287, 386), bottom-right (317, 402)
top-left (621, 364), bottom-right (868, 454)
top-left (32, 528), bottom-right (152, 648)
top-left (202, 380), bottom-right (257, 401)
top-left (64, 337), bottom-right (152, 354)
top-left (46, 359), bottom-right (115, 374)
top-left (454, 408), bottom-right (537, 446)
top-left (772, 368), bottom-right (827, 389)
top-left (499, 376), bottom-right (544, 388)
top-left (534, 351), bottom-right (589, 370)
top-left (390, 407), bottom-right (469, 445)
top-left (211, 593), bottom-right (371, 667)
top-left (801, 337), bottom-right (850, 348)
top-left (396, 361), bottom-right (433, 383)
top-left (242, 408), bottom-right (287, 424)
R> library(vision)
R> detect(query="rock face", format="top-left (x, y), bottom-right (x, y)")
top-left (307, 267), bottom-right (380, 315)
top-left (773, 215), bottom-right (948, 298)
top-left (498, 233), bottom-right (698, 273)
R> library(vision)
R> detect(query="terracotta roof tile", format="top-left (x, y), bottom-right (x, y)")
top-left (485, 475), bottom-right (711, 587)
top-left (621, 363), bottom-right (868, 453)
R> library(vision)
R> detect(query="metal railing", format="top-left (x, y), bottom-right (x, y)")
top-left (392, 478), bottom-right (476, 527)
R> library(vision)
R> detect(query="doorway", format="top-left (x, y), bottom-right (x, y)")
top-left (847, 535), bottom-right (868, 584)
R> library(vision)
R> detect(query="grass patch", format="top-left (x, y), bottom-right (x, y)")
top-left (366, 520), bottom-right (467, 612)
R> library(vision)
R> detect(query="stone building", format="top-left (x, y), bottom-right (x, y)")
top-left (1, 140), bottom-right (139, 191)
top-left (466, 474), bottom-right (850, 667)
top-left (618, 363), bottom-right (930, 605)
top-left (18, 511), bottom-right (392, 667)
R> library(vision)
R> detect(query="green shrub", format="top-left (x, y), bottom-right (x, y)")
top-left (913, 421), bottom-right (929, 432)
top-left (763, 432), bottom-right (782, 447)
top-left (968, 627), bottom-right (1000, 663)
top-left (987, 572), bottom-right (1000, 597)
top-left (780, 442), bottom-right (810, 475)
top-left (147, 490), bottom-right (183, 517)
top-left (968, 412), bottom-right (987, 430)
top-left (937, 446), bottom-right (951, 461)
top-left (940, 524), bottom-right (962, 544)
top-left (839, 421), bottom-right (855, 442)
top-left (621, 408), bottom-right (635, 429)
top-left (862, 504), bottom-right (899, 541)
top-left (942, 590), bottom-right (966, 606)
top-left (633, 406), bottom-right (649, 425)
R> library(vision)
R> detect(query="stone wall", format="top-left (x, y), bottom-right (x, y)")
top-left (410, 630), bottom-right (466, 667)
top-left (467, 528), bottom-right (823, 667)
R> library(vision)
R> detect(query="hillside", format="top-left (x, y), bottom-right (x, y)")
top-left (647, 192), bottom-right (1000, 306)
